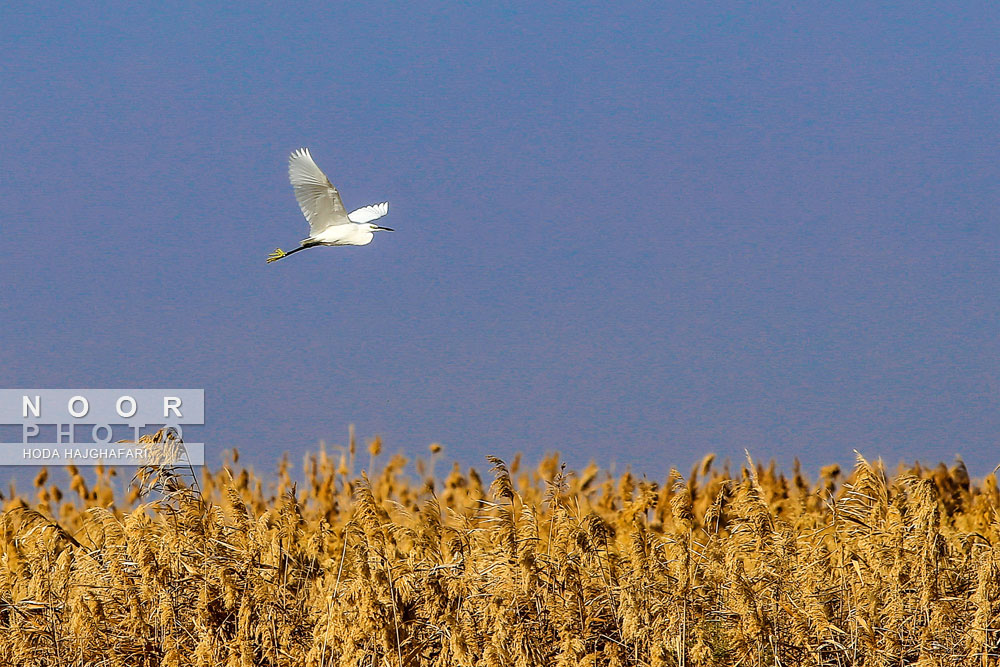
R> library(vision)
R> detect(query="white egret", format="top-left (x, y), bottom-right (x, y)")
top-left (266, 148), bottom-right (391, 263)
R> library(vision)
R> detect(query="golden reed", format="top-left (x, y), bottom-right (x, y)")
top-left (1, 430), bottom-right (998, 666)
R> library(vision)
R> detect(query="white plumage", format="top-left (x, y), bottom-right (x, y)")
top-left (267, 148), bottom-right (392, 263)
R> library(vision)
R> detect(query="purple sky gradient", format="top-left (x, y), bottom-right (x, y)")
top-left (1, 3), bottom-right (997, 484)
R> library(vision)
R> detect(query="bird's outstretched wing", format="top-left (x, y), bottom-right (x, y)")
top-left (288, 148), bottom-right (351, 235)
top-left (348, 202), bottom-right (389, 223)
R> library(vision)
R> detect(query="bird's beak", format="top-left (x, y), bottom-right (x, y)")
top-left (374, 226), bottom-right (394, 232)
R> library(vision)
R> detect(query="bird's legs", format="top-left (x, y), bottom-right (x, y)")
top-left (266, 242), bottom-right (317, 263)
top-left (267, 239), bottom-right (323, 264)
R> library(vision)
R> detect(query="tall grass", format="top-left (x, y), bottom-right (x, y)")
top-left (1, 429), bottom-right (998, 666)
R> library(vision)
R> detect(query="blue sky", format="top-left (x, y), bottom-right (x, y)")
top-left (1, 3), bottom-right (997, 483)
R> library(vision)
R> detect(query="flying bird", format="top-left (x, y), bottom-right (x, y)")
top-left (266, 148), bottom-right (392, 263)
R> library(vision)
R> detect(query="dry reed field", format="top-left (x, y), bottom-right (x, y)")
top-left (2, 429), bottom-right (999, 666)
